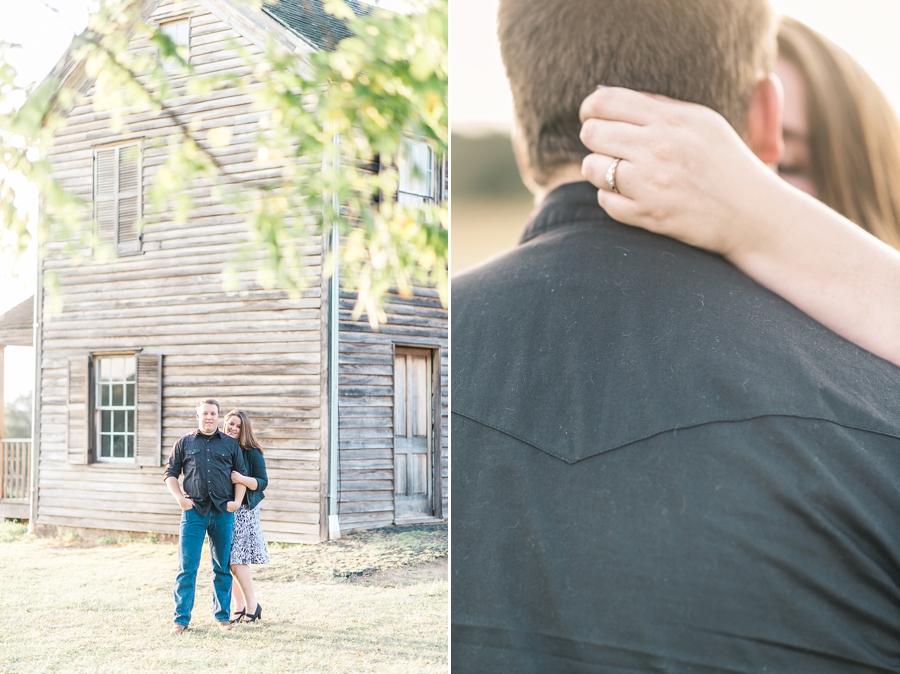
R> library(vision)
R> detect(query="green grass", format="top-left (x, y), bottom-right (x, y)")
top-left (0, 520), bottom-right (447, 673)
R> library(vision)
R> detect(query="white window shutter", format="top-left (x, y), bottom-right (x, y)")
top-left (117, 145), bottom-right (141, 254)
top-left (135, 354), bottom-right (162, 466)
top-left (94, 148), bottom-right (117, 246)
top-left (94, 143), bottom-right (142, 255)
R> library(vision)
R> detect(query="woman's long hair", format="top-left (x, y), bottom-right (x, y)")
top-left (778, 16), bottom-right (900, 250)
top-left (224, 409), bottom-right (264, 454)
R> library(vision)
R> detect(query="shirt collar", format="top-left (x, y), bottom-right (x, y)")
top-left (519, 181), bottom-right (613, 245)
top-left (194, 429), bottom-right (221, 440)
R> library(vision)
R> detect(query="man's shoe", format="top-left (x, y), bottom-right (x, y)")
top-left (170, 624), bottom-right (187, 635)
top-left (217, 620), bottom-right (232, 631)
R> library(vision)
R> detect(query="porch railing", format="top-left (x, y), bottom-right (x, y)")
top-left (0, 439), bottom-right (31, 501)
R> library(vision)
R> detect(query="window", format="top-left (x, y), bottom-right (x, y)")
top-left (67, 353), bottom-right (162, 466)
top-left (95, 356), bottom-right (136, 461)
top-left (159, 18), bottom-right (191, 73)
top-left (398, 138), bottom-right (436, 205)
top-left (94, 142), bottom-right (142, 255)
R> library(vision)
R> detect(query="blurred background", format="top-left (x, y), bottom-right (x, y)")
top-left (450, 0), bottom-right (900, 275)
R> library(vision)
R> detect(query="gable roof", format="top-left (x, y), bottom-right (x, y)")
top-left (0, 297), bottom-right (34, 347)
top-left (263, 0), bottom-right (367, 50)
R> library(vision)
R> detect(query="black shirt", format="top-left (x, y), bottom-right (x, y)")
top-left (164, 429), bottom-right (246, 516)
top-left (451, 182), bottom-right (900, 672)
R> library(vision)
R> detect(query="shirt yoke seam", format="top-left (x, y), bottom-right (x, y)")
top-left (451, 409), bottom-right (900, 464)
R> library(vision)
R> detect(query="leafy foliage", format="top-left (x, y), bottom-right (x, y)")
top-left (0, 0), bottom-right (447, 326)
top-left (3, 391), bottom-right (32, 438)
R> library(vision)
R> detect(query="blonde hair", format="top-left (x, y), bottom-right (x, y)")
top-left (223, 409), bottom-right (264, 454)
top-left (778, 16), bottom-right (900, 250)
top-left (498, 0), bottom-right (777, 185)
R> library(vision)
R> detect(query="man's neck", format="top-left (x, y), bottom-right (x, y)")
top-left (532, 164), bottom-right (586, 206)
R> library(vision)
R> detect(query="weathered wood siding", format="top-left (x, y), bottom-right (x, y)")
top-left (336, 288), bottom-right (448, 531)
top-left (39, 0), bottom-right (327, 543)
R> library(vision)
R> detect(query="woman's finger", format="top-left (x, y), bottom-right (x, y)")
top-left (582, 152), bottom-right (632, 196)
top-left (579, 86), bottom-right (662, 125)
top-left (597, 189), bottom-right (640, 224)
top-left (580, 118), bottom-right (643, 162)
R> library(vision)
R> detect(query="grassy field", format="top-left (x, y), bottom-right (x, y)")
top-left (0, 520), bottom-right (447, 674)
top-left (451, 197), bottom-right (535, 275)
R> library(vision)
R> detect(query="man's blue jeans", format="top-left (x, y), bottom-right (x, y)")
top-left (173, 507), bottom-right (234, 625)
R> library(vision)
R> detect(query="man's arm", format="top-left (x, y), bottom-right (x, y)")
top-left (226, 443), bottom-right (248, 512)
top-left (166, 476), bottom-right (194, 510)
top-left (164, 439), bottom-right (193, 510)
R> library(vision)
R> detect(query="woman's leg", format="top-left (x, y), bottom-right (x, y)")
top-left (230, 564), bottom-right (257, 613)
top-left (230, 564), bottom-right (247, 613)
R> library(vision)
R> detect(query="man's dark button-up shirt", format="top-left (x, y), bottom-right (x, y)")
top-left (164, 429), bottom-right (246, 517)
top-left (451, 182), bottom-right (900, 672)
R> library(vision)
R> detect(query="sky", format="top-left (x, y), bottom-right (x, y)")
top-left (451, 0), bottom-right (900, 129)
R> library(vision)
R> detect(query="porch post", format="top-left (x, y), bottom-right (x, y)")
top-left (0, 345), bottom-right (5, 438)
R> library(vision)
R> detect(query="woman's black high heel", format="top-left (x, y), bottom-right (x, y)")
top-left (230, 609), bottom-right (246, 623)
top-left (242, 603), bottom-right (262, 623)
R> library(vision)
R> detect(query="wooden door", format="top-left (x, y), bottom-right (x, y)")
top-left (393, 348), bottom-right (433, 518)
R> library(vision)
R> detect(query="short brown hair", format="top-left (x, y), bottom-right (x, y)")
top-left (498, 0), bottom-right (778, 184)
top-left (196, 398), bottom-right (220, 412)
top-left (778, 16), bottom-right (900, 251)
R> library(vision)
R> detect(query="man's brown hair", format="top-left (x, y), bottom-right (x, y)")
top-left (498, 0), bottom-right (778, 185)
top-left (196, 398), bottom-right (220, 412)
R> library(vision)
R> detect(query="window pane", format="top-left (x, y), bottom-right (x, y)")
top-left (162, 19), bottom-right (190, 47)
top-left (126, 383), bottom-right (135, 407)
top-left (101, 435), bottom-right (110, 458)
top-left (112, 384), bottom-right (124, 406)
top-left (112, 358), bottom-right (125, 381)
top-left (101, 410), bottom-right (111, 433)
top-left (99, 358), bottom-right (111, 382)
top-left (113, 435), bottom-right (125, 458)
top-left (114, 411), bottom-right (125, 433)
top-left (399, 139), bottom-right (434, 199)
top-left (127, 410), bottom-right (134, 433)
top-left (125, 434), bottom-right (133, 458)
top-left (124, 357), bottom-right (136, 381)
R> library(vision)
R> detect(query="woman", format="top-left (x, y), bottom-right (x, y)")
top-left (223, 409), bottom-right (269, 623)
top-left (578, 18), bottom-right (900, 368)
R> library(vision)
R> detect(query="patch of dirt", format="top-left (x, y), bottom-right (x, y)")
top-left (350, 558), bottom-right (447, 587)
top-left (256, 523), bottom-right (448, 583)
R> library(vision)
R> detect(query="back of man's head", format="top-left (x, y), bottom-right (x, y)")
top-left (499, 0), bottom-right (777, 185)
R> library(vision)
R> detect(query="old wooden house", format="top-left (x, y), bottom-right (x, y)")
top-left (20, 0), bottom-right (447, 543)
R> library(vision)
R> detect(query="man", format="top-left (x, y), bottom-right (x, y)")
top-left (165, 399), bottom-right (246, 634)
top-left (451, 0), bottom-right (900, 671)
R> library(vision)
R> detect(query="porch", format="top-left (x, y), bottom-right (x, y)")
top-left (0, 296), bottom-right (34, 521)
top-left (0, 439), bottom-right (30, 519)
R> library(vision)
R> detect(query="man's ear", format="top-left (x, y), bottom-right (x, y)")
top-left (746, 74), bottom-right (784, 166)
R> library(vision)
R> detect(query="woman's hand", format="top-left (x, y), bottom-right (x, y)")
top-left (579, 86), bottom-right (786, 259)
top-left (231, 471), bottom-right (243, 485)
top-left (579, 86), bottom-right (900, 369)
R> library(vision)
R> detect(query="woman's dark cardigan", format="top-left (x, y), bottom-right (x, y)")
top-left (242, 446), bottom-right (268, 511)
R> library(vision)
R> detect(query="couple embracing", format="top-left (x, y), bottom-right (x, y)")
top-left (164, 399), bottom-right (270, 634)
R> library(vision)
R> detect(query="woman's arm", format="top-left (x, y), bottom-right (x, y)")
top-left (579, 86), bottom-right (900, 368)
top-left (231, 471), bottom-right (258, 491)
top-left (230, 450), bottom-right (268, 492)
